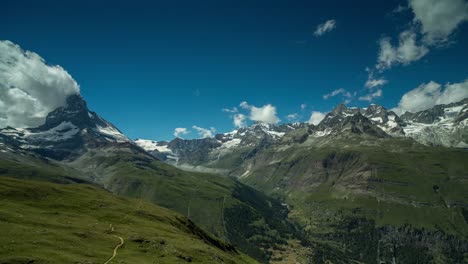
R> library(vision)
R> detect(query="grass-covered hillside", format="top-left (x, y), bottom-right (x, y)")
top-left (65, 147), bottom-right (301, 262)
top-left (0, 147), bottom-right (301, 263)
top-left (237, 135), bottom-right (468, 263)
top-left (0, 176), bottom-right (258, 264)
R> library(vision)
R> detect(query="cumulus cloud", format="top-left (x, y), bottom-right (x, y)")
top-left (392, 79), bottom-right (468, 114)
top-left (0, 40), bottom-right (80, 128)
top-left (323, 88), bottom-right (352, 100)
top-left (192, 126), bottom-right (216, 138)
top-left (376, 30), bottom-right (429, 70)
top-left (233, 114), bottom-right (247, 128)
top-left (409, 0), bottom-right (468, 45)
top-left (174, 127), bottom-right (190, 138)
top-left (314, 19), bottom-right (337, 36)
top-left (359, 89), bottom-right (383, 102)
top-left (224, 101), bottom-right (281, 126)
top-left (249, 104), bottom-right (280, 124)
top-left (374, 0), bottom-right (467, 72)
top-left (308, 111), bottom-right (326, 125)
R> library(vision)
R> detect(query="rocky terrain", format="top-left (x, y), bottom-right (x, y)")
top-left (136, 98), bottom-right (468, 172)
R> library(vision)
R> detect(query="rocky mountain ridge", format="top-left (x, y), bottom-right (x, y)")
top-left (136, 98), bottom-right (468, 170)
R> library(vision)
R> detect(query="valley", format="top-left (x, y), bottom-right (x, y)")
top-left (1, 95), bottom-right (467, 263)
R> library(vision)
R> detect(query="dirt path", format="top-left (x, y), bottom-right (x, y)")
top-left (103, 235), bottom-right (124, 264)
top-left (103, 201), bottom-right (142, 264)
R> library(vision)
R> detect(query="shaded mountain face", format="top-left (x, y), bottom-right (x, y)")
top-left (0, 94), bottom-right (132, 160)
top-left (315, 103), bottom-right (405, 137)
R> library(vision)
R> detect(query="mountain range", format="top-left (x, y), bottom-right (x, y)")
top-left (1, 95), bottom-right (467, 263)
top-left (136, 98), bottom-right (468, 172)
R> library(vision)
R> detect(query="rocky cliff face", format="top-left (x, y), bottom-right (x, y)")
top-left (400, 98), bottom-right (468, 147)
top-left (0, 94), bottom-right (133, 160)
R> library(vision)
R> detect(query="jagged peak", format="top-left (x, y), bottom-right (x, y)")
top-left (64, 94), bottom-right (88, 110)
top-left (332, 103), bottom-right (348, 114)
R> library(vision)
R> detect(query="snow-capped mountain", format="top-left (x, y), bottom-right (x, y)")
top-left (136, 122), bottom-right (307, 167)
top-left (215, 122), bottom-right (305, 145)
top-left (362, 104), bottom-right (406, 135)
top-left (134, 139), bottom-right (172, 153)
top-left (314, 103), bottom-right (405, 137)
top-left (134, 139), bottom-right (177, 161)
top-left (312, 99), bottom-right (467, 147)
top-left (136, 98), bottom-right (467, 170)
top-left (0, 94), bottom-right (130, 160)
top-left (400, 98), bottom-right (468, 148)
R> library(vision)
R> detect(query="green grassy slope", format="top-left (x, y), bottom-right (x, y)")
top-left (0, 176), bottom-right (258, 264)
top-left (0, 147), bottom-right (300, 263)
top-left (0, 153), bottom-right (87, 185)
top-left (68, 149), bottom-right (300, 262)
top-left (238, 136), bottom-right (468, 263)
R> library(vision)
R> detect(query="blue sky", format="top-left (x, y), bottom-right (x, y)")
top-left (1, 0), bottom-right (468, 140)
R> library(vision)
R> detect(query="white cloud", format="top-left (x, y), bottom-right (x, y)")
top-left (0, 40), bottom-right (80, 128)
top-left (393, 79), bottom-right (468, 114)
top-left (359, 89), bottom-right (383, 102)
top-left (409, 0), bottom-right (468, 45)
top-left (374, 0), bottom-right (468, 71)
top-left (301, 104), bottom-right (307, 110)
top-left (376, 30), bottom-right (429, 70)
top-left (286, 113), bottom-right (299, 121)
top-left (323, 88), bottom-right (352, 100)
top-left (314, 19), bottom-right (337, 37)
top-left (308, 111), bottom-right (326, 125)
top-left (250, 104), bottom-right (280, 124)
top-left (365, 76), bottom-right (388, 89)
top-left (174, 127), bottom-right (190, 138)
top-left (192, 126), bottom-right (216, 138)
top-left (233, 114), bottom-right (247, 128)
top-left (239, 101), bottom-right (250, 109)
top-left (365, 1), bottom-right (468, 101)
top-left (222, 107), bottom-right (238, 113)
top-left (226, 101), bottom-right (280, 126)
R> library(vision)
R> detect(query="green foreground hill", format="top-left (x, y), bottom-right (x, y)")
top-left (0, 176), bottom-right (258, 264)
top-left (0, 146), bottom-right (299, 263)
